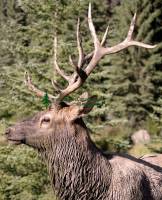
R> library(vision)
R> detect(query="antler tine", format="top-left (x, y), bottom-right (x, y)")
top-left (53, 36), bottom-right (70, 82)
top-left (88, 3), bottom-right (100, 50)
top-left (77, 18), bottom-right (84, 68)
top-left (126, 13), bottom-right (136, 41)
top-left (69, 18), bottom-right (85, 85)
top-left (24, 72), bottom-right (55, 100)
top-left (24, 5), bottom-right (157, 103)
top-left (55, 4), bottom-right (156, 102)
top-left (83, 4), bottom-right (109, 63)
top-left (69, 55), bottom-right (79, 84)
top-left (101, 25), bottom-right (109, 46)
top-left (102, 13), bottom-right (156, 55)
top-left (69, 54), bottom-right (87, 88)
top-left (51, 79), bottom-right (61, 92)
top-left (67, 19), bottom-right (84, 85)
top-left (84, 9), bottom-right (157, 76)
top-left (84, 25), bottom-right (109, 63)
top-left (84, 25), bottom-right (109, 62)
top-left (69, 55), bottom-right (78, 72)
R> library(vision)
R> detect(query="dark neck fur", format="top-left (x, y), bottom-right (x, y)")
top-left (40, 119), bottom-right (112, 200)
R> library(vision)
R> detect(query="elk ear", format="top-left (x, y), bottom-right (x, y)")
top-left (70, 92), bottom-right (97, 121)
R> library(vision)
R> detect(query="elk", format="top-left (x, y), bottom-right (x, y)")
top-left (5, 4), bottom-right (162, 200)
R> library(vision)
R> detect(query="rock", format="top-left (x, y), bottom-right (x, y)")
top-left (131, 129), bottom-right (151, 145)
top-left (0, 135), bottom-right (8, 145)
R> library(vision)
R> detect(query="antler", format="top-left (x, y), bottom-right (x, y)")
top-left (25, 3), bottom-right (157, 103)
top-left (24, 72), bottom-right (56, 101)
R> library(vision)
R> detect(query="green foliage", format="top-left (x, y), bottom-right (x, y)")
top-left (0, 144), bottom-right (53, 200)
top-left (42, 92), bottom-right (51, 109)
top-left (0, 0), bottom-right (111, 120)
top-left (0, 0), bottom-right (162, 199)
top-left (93, 124), bottom-right (132, 153)
top-left (103, 0), bottom-right (162, 126)
top-left (0, 1), bottom-right (111, 199)
top-left (142, 117), bottom-right (161, 136)
top-left (96, 138), bottom-right (131, 153)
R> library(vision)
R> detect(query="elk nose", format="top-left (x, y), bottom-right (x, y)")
top-left (5, 128), bottom-right (11, 136)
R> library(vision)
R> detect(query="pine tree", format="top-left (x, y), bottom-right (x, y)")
top-left (0, 1), bottom-right (162, 199)
top-left (0, 0), bottom-right (112, 124)
top-left (102, 0), bottom-right (162, 127)
top-left (42, 92), bottom-right (51, 109)
top-left (0, 1), bottom-right (112, 199)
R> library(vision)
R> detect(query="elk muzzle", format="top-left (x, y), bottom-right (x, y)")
top-left (5, 127), bottom-right (25, 145)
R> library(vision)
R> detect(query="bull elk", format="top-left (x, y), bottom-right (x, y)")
top-left (5, 4), bottom-right (162, 200)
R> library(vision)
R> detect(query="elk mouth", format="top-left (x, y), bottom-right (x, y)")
top-left (7, 138), bottom-right (24, 145)
top-left (5, 128), bottom-right (26, 145)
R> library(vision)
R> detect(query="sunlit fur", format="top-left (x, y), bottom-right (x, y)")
top-left (6, 103), bottom-right (162, 200)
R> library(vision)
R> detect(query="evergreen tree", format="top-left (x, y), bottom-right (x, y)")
top-left (42, 92), bottom-right (51, 109)
top-left (0, 0), bottom-right (111, 121)
top-left (102, 0), bottom-right (162, 127)
top-left (0, 1), bottom-right (112, 199)
top-left (0, 1), bottom-right (162, 199)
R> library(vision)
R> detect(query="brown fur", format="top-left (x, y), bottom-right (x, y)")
top-left (5, 103), bottom-right (162, 200)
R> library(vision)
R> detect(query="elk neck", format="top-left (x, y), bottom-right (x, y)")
top-left (39, 118), bottom-right (112, 199)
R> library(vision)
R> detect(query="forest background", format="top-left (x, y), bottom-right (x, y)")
top-left (0, 0), bottom-right (162, 199)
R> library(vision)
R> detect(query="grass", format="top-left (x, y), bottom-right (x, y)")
top-left (0, 122), bottom-right (7, 146)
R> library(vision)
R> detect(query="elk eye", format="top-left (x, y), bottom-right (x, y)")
top-left (41, 117), bottom-right (50, 123)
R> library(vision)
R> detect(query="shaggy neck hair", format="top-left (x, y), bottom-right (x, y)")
top-left (39, 118), bottom-right (112, 200)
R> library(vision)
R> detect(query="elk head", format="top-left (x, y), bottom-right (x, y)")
top-left (5, 4), bottom-right (156, 151)
top-left (5, 95), bottom-right (96, 150)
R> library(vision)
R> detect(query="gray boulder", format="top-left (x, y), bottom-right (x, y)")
top-left (131, 129), bottom-right (151, 145)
